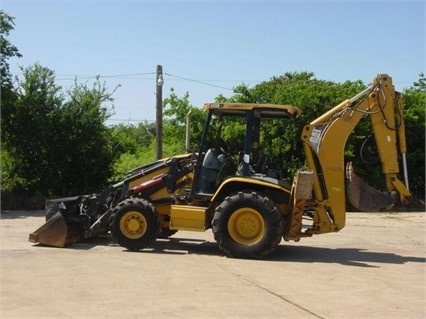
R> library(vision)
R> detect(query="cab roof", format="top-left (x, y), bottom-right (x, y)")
top-left (203, 103), bottom-right (301, 120)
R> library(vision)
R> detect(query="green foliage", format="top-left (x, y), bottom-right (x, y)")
top-left (112, 145), bottom-right (156, 181)
top-left (0, 11), bottom-right (22, 173)
top-left (1, 64), bottom-right (64, 194)
top-left (50, 78), bottom-right (117, 194)
top-left (110, 121), bottom-right (155, 155)
top-left (111, 89), bottom-right (207, 181)
top-left (1, 63), bottom-right (117, 197)
top-left (163, 88), bottom-right (205, 153)
top-left (0, 149), bottom-right (25, 191)
top-left (110, 122), bottom-right (156, 181)
top-left (0, 11), bottom-right (22, 87)
top-left (401, 73), bottom-right (426, 200)
top-left (220, 72), bottom-right (367, 179)
top-left (220, 118), bottom-right (246, 148)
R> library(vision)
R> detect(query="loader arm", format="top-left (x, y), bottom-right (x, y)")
top-left (301, 74), bottom-right (411, 234)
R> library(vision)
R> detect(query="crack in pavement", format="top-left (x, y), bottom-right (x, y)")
top-left (209, 258), bottom-right (327, 319)
top-left (235, 273), bottom-right (327, 319)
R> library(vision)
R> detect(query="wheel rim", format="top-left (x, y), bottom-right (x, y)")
top-left (120, 211), bottom-right (147, 239)
top-left (228, 207), bottom-right (265, 245)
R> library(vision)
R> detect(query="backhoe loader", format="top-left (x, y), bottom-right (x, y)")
top-left (29, 73), bottom-right (412, 258)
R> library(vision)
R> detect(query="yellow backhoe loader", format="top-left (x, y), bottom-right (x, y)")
top-left (29, 74), bottom-right (412, 258)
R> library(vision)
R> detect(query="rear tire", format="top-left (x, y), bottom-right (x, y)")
top-left (111, 198), bottom-right (160, 251)
top-left (212, 191), bottom-right (283, 259)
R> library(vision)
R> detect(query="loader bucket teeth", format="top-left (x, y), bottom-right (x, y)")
top-left (28, 212), bottom-right (82, 248)
top-left (345, 162), bottom-right (395, 212)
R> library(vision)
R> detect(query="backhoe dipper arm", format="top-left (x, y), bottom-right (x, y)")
top-left (301, 74), bottom-right (411, 234)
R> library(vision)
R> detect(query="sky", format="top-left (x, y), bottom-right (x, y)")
top-left (3, 0), bottom-right (425, 125)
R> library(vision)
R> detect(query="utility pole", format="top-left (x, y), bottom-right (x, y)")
top-left (155, 65), bottom-right (164, 160)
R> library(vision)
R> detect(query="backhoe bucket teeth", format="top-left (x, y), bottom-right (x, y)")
top-left (28, 212), bottom-right (83, 248)
top-left (345, 162), bottom-right (395, 211)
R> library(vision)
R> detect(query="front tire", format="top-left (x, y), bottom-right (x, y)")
top-left (111, 198), bottom-right (160, 251)
top-left (212, 192), bottom-right (283, 259)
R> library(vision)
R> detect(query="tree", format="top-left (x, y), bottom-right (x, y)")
top-left (223, 72), bottom-right (366, 178)
top-left (2, 63), bottom-right (117, 199)
top-left (110, 89), bottom-right (207, 181)
top-left (163, 89), bottom-right (205, 153)
top-left (1, 12), bottom-right (120, 207)
top-left (109, 121), bottom-right (156, 180)
top-left (50, 78), bottom-right (117, 194)
top-left (402, 73), bottom-right (426, 200)
top-left (1, 64), bottom-right (63, 194)
top-left (110, 121), bottom-right (156, 156)
top-left (0, 11), bottom-right (22, 91)
top-left (0, 11), bottom-right (22, 192)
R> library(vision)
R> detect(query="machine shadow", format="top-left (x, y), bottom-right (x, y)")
top-left (66, 235), bottom-right (221, 254)
top-left (131, 237), bottom-right (425, 267)
top-left (63, 234), bottom-right (425, 268)
top-left (138, 237), bottom-right (222, 256)
top-left (267, 245), bottom-right (426, 267)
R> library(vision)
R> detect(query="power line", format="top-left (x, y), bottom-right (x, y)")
top-left (107, 118), bottom-right (155, 123)
top-left (12, 68), bottom-right (417, 88)
top-left (51, 71), bottom-right (237, 91)
top-left (55, 72), bottom-right (156, 81)
top-left (114, 106), bottom-right (155, 109)
top-left (164, 72), bottom-right (234, 91)
top-left (13, 66), bottom-right (260, 91)
top-left (13, 69), bottom-right (239, 89)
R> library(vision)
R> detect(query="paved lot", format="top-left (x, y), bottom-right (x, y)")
top-left (1, 210), bottom-right (425, 319)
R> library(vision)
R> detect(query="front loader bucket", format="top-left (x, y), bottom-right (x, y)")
top-left (29, 196), bottom-right (89, 247)
top-left (29, 212), bottom-right (68, 247)
top-left (345, 162), bottom-right (395, 211)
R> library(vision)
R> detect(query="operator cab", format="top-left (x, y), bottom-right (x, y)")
top-left (192, 103), bottom-right (300, 197)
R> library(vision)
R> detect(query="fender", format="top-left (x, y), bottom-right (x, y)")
top-left (211, 175), bottom-right (292, 205)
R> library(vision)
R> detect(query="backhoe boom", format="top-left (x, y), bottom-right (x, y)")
top-left (302, 74), bottom-right (411, 234)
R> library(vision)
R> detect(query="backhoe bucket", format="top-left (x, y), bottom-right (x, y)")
top-left (345, 162), bottom-right (395, 211)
